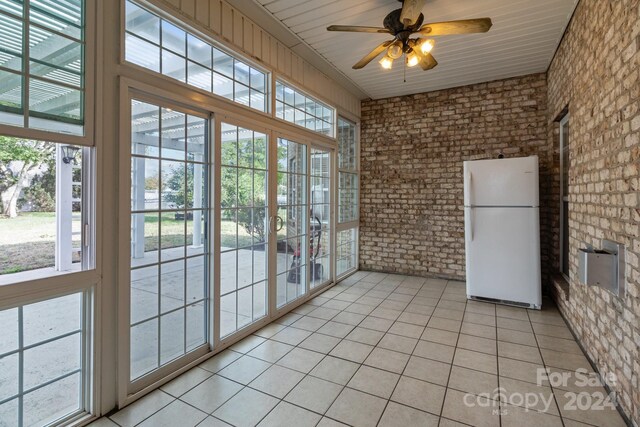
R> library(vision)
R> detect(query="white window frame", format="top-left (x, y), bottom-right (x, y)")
top-left (0, 2), bottom-right (98, 418)
top-left (0, 0), bottom-right (96, 147)
top-left (335, 116), bottom-right (359, 279)
top-left (120, 0), bottom-right (272, 118)
top-left (116, 75), bottom-right (342, 408)
top-left (274, 77), bottom-right (336, 138)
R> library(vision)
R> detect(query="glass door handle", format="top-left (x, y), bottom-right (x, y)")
top-left (275, 216), bottom-right (284, 232)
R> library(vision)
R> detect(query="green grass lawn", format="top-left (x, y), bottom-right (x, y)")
top-left (142, 213), bottom-right (254, 250)
top-left (0, 212), bottom-right (70, 274)
top-left (0, 212), bottom-right (256, 275)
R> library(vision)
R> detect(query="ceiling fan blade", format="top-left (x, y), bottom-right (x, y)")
top-left (353, 40), bottom-right (394, 69)
top-left (419, 53), bottom-right (438, 70)
top-left (400, 0), bottom-right (427, 27)
top-left (418, 18), bottom-right (492, 35)
top-left (327, 25), bottom-right (391, 34)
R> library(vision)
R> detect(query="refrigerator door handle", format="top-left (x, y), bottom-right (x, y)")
top-left (464, 169), bottom-right (473, 207)
top-left (470, 208), bottom-right (474, 241)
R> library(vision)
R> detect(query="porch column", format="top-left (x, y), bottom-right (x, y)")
top-left (191, 153), bottom-right (203, 248)
top-left (55, 145), bottom-right (73, 271)
top-left (132, 142), bottom-right (146, 258)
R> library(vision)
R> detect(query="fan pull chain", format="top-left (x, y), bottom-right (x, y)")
top-left (403, 54), bottom-right (407, 83)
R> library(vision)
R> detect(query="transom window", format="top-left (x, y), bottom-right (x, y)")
top-left (124, 0), bottom-right (268, 113)
top-left (0, 0), bottom-right (85, 135)
top-left (275, 80), bottom-right (334, 137)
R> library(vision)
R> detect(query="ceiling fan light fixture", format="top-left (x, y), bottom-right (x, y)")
top-left (419, 38), bottom-right (435, 54)
top-left (379, 54), bottom-right (394, 69)
top-left (406, 51), bottom-right (420, 67)
top-left (387, 41), bottom-right (403, 59)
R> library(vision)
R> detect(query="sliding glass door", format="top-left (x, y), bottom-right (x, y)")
top-left (275, 138), bottom-right (308, 308)
top-left (219, 123), bottom-right (268, 338)
top-left (129, 98), bottom-right (210, 383)
top-left (125, 94), bottom-right (338, 396)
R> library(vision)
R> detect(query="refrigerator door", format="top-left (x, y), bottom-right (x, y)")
top-left (464, 156), bottom-right (539, 207)
top-left (465, 206), bottom-right (541, 307)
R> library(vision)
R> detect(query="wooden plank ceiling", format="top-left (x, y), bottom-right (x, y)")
top-left (252, 0), bottom-right (578, 99)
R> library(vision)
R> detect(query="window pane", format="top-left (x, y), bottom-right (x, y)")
top-left (131, 266), bottom-right (159, 324)
top-left (131, 158), bottom-right (159, 211)
top-left (125, 1), bottom-right (160, 44)
top-left (162, 20), bottom-right (185, 55)
top-left (29, 78), bottom-right (82, 124)
top-left (250, 68), bottom-right (265, 93)
top-left (131, 213), bottom-right (159, 267)
top-left (126, 33), bottom-right (160, 72)
top-left (0, 0), bottom-right (22, 17)
top-left (220, 123), bottom-right (269, 336)
top-left (131, 100), bottom-right (160, 156)
top-left (276, 80), bottom-right (334, 136)
top-left (23, 372), bottom-right (81, 427)
top-left (29, 28), bottom-right (82, 88)
top-left (0, 70), bottom-right (23, 124)
top-left (0, 354), bottom-right (18, 401)
top-left (337, 228), bottom-right (357, 276)
top-left (188, 61), bottom-right (212, 92)
top-left (162, 49), bottom-right (186, 82)
top-left (23, 294), bottom-right (81, 346)
top-left (0, 292), bottom-right (86, 426)
top-left (187, 34), bottom-right (211, 67)
top-left (30, 0), bottom-right (83, 39)
top-left (213, 72), bottom-right (233, 100)
top-left (131, 318), bottom-right (158, 379)
top-left (0, 13), bottom-right (23, 71)
top-left (0, 141), bottom-right (88, 284)
top-left (0, 398), bottom-right (18, 427)
top-left (0, 0), bottom-right (86, 134)
top-left (234, 82), bottom-right (250, 106)
top-left (160, 309), bottom-right (184, 364)
top-left (125, 1), bottom-right (268, 112)
top-left (23, 333), bottom-right (81, 390)
top-left (129, 98), bottom-right (210, 381)
top-left (213, 48), bottom-right (233, 78)
top-left (0, 308), bottom-right (18, 354)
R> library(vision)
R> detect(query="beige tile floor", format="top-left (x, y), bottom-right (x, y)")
top-left (93, 271), bottom-right (627, 427)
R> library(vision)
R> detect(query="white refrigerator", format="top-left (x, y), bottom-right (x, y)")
top-left (464, 156), bottom-right (542, 309)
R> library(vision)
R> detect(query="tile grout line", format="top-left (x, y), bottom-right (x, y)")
top-left (526, 307), bottom-right (568, 427)
top-left (372, 275), bottom-right (427, 426)
top-left (112, 273), bottom-right (585, 427)
top-left (437, 280), bottom-right (468, 426)
top-left (249, 271), bottom-right (394, 426)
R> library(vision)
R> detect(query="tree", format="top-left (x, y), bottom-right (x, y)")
top-left (0, 137), bottom-right (54, 217)
top-left (220, 134), bottom-right (270, 242)
top-left (163, 164), bottom-right (193, 209)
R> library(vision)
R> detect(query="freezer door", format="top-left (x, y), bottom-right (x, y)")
top-left (465, 207), bottom-right (541, 307)
top-left (464, 156), bottom-right (539, 207)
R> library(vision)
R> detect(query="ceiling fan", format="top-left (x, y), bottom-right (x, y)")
top-left (327, 0), bottom-right (492, 71)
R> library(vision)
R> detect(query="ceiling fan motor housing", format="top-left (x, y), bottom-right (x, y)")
top-left (384, 9), bottom-right (424, 34)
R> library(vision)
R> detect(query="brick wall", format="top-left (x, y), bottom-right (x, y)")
top-left (547, 0), bottom-right (639, 422)
top-left (359, 73), bottom-right (550, 280)
top-left (359, 1), bottom-right (639, 422)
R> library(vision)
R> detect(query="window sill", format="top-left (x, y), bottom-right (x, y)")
top-left (551, 274), bottom-right (570, 302)
top-left (0, 264), bottom-right (82, 287)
